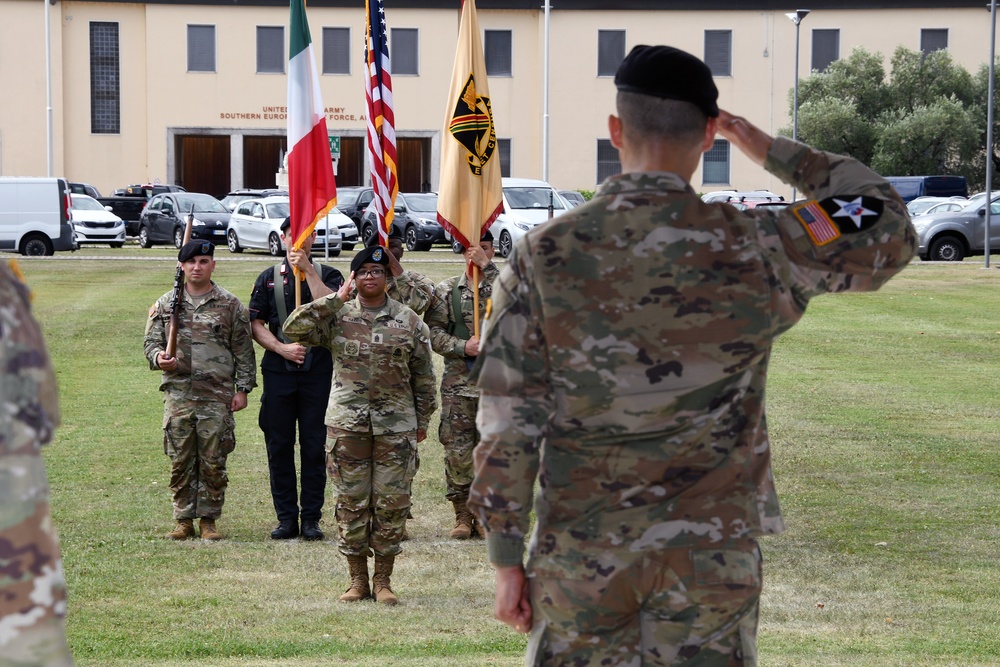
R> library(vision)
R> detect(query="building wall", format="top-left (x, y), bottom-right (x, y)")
top-left (0, 0), bottom-right (994, 198)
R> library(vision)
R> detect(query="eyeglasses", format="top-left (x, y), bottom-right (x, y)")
top-left (356, 268), bottom-right (385, 279)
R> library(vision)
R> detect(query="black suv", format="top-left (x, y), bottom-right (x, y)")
top-left (137, 192), bottom-right (231, 248)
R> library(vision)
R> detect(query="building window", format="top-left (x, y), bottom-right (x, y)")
top-left (703, 139), bottom-right (730, 185)
top-left (90, 21), bottom-right (120, 135)
top-left (597, 30), bottom-right (625, 77)
top-left (811, 29), bottom-right (839, 72)
top-left (322, 27), bottom-right (350, 74)
top-left (498, 138), bottom-right (511, 178)
top-left (920, 28), bottom-right (948, 54)
top-left (485, 30), bottom-right (512, 77)
top-left (704, 30), bottom-right (732, 77)
top-left (392, 28), bottom-right (418, 75)
top-left (257, 26), bottom-right (285, 74)
top-left (597, 139), bottom-right (621, 184)
top-left (187, 25), bottom-right (216, 73)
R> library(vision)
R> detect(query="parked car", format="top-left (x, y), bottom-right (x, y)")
top-left (70, 194), bottom-right (125, 247)
top-left (701, 189), bottom-right (782, 204)
top-left (907, 196), bottom-right (953, 217)
top-left (69, 182), bottom-right (102, 198)
top-left (96, 196), bottom-right (148, 236)
top-left (360, 193), bottom-right (444, 251)
top-left (0, 177), bottom-right (77, 256)
top-left (914, 193), bottom-right (1000, 261)
top-left (559, 190), bottom-right (587, 208)
top-left (325, 207), bottom-right (358, 251)
top-left (919, 200), bottom-right (966, 217)
top-left (137, 192), bottom-right (230, 248)
top-left (220, 188), bottom-right (287, 212)
top-left (227, 196), bottom-right (341, 256)
top-left (490, 178), bottom-right (572, 258)
top-left (337, 187), bottom-right (375, 232)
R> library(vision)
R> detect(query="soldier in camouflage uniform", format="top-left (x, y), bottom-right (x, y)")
top-left (468, 45), bottom-right (916, 666)
top-left (283, 246), bottom-right (437, 605)
top-left (0, 261), bottom-right (74, 666)
top-left (424, 231), bottom-right (498, 539)
top-left (144, 241), bottom-right (257, 541)
top-left (351, 226), bottom-right (436, 315)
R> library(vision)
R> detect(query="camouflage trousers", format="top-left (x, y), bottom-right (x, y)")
top-left (438, 394), bottom-right (479, 502)
top-left (526, 540), bottom-right (762, 667)
top-left (0, 454), bottom-right (74, 666)
top-left (163, 398), bottom-right (236, 521)
top-left (326, 427), bottom-right (416, 558)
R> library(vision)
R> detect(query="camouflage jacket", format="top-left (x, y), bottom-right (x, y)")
top-left (424, 262), bottom-right (500, 398)
top-left (144, 283), bottom-right (257, 403)
top-left (468, 137), bottom-right (917, 573)
top-left (282, 294), bottom-right (437, 435)
top-left (0, 261), bottom-right (74, 665)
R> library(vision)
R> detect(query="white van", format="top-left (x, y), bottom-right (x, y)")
top-left (490, 178), bottom-right (571, 257)
top-left (0, 177), bottom-right (77, 255)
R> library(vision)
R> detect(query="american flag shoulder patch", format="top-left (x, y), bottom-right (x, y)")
top-left (791, 200), bottom-right (841, 246)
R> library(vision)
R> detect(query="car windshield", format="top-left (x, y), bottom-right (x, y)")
top-left (176, 194), bottom-right (228, 214)
top-left (71, 196), bottom-right (105, 211)
top-left (338, 191), bottom-right (360, 206)
top-left (265, 202), bottom-right (290, 218)
top-left (401, 193), bottom-right (438, 213)
top-left (505, 187), bottom-right (567, 210)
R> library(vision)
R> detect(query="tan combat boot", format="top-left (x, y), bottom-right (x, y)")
top-left (199, 518), bottom-right (222, 541)
top-left (372, 554), bottom-right (398, 605)
top-left (449, 499), bottom-right (474, 540)
top-left (167, 519), bottom-right (195, 540)
top-left (338, 555), bottom-right (371, 602)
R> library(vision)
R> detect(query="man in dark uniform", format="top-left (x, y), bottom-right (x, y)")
top-left (249, 219), bottom-right (344, 540)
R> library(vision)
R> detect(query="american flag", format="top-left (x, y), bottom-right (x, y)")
top-left (795, 200), bottom-right (841, 245)
top-left (364, 0), bottom-right (398, 247)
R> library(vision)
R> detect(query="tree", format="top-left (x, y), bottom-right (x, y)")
top-left (783, 46), bottom-right (994, 190)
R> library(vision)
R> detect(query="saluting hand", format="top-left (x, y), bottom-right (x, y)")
top-left (337, 273), bottom-right (354, 302)
top-left (716, 109), bottom-right (774, 168)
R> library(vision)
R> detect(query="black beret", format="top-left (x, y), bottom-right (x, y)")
top-left (614, 45), bottom-right (719, 118)
top-left (481, 229), bottom-right (494, 243)
top-left (280, 216), bottom-right (292, 233)
top-left (178, 240), bottom-right (215, 262)
top-left (388, 225), bottom-right (403, 241)
top-left (350, 245), bottom-right (390, 275)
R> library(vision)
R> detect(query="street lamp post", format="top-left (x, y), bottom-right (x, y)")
top-left (985, 0), bottom-right (996, 268)
top-left (786, 9), bottom-right (810, 201)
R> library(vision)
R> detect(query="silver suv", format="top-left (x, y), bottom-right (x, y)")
top-left (914, 192), bottom-right (1000, 261)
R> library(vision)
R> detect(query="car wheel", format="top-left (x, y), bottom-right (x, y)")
top-left (268, 232), bottom-right (282, 256)
top-left (138, 226), bottom-right (152, 248)
top-left (361, 223), bottom-right (376, 247)
top-left (110, 242), bottom-right (124, 249)
top-left (499, 230), bottom-right (513, 258)
top-left (21, 233), bottom-right (53, 256)
top-left (330, 249), bottom-right (342, 257)
top-left (928, 236), bottom-right (965, 262)
top-left (452, 239), bottom-right (464, 254)
top-left (173, 227), bottom-right (184, 249)
top-left (227, 229), bottom-right (243, 253)
top-left (341, 243), bottom-right (354, 252)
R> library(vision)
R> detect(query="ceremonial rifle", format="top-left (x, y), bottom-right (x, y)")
top-left (164, 206), bottom-right (195, 360)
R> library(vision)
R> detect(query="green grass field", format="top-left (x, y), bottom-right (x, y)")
top-left (16, 247), bottom-right (1000, 666)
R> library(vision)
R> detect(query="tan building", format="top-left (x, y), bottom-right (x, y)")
top-left (0, 0), bottom-right (992, 200)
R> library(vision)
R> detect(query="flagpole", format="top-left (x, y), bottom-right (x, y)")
top-left (472, 264), bottom-right (481, 338)
top-left (542, 0), bottom-right (550, 181)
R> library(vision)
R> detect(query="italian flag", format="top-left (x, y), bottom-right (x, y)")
top-left (287, 0), bottom-right (336, 252)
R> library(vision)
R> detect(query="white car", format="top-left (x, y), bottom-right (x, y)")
top-left (70, 193), bottom-right (126, 248)
top-left (325, 207), bottom-right (359, 251)
top-left (226, 196), bottom-right (341, 256)
top-left (490, 178), bottom-right (572, 258)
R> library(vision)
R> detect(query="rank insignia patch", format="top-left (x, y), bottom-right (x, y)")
top-left (819, 196), bottom-right (884, 234)
top-left (791, 200), bottom-right (841, 246)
